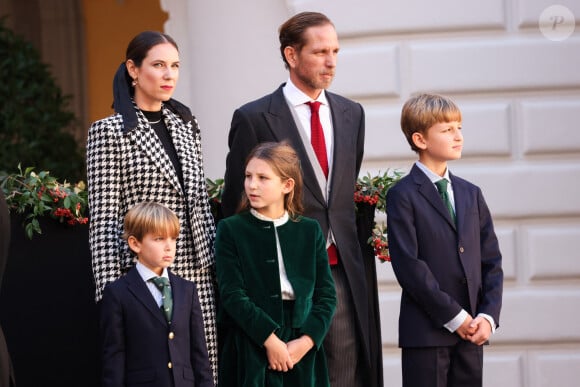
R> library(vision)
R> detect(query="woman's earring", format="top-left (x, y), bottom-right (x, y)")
top-left (131, 78), bottom-right (138, 87)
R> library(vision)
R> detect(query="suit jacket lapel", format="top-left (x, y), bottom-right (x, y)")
top-left (168, 271), bottom-right (185, 323)
top-left (449, 173), bottom-right (465, 231)
top-left (126, 110), bottom-right (183, 197)
top-left (166, 108), bottom-right (195, 197)
top-left (413, 165), bottom-right (457, 230)
top-left (265, 86), bottom-right (326, 205)
top-left (326, 93), bottom-right (351, 206)
top-left (126, 268), bottom-right (167, 326)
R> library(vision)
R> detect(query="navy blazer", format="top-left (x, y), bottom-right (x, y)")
top-left (100, 267), bottom-right (213, 387)
top-left (386, 164), bottom-right (503, 347)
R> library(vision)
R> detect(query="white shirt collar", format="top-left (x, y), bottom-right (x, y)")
top-left (283, 78), bottom-right (329, 107)
top-left (250, 208), bottom-right (290, 227)
top-left (136, 261), bottom-right (169, 282)
top-left (415, 161), bottom-right (451, 186)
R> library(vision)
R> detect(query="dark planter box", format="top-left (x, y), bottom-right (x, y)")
top-left (0, 215), bottom-right (99, 387)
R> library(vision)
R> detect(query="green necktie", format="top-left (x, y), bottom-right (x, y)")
top-left (151, 276), bottom-right (173, 323)
top-left (435, 179), bottom-right (456, 224)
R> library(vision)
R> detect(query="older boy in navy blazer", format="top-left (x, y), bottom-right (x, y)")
top-left (386, 93), bottom-right (503, 387)
top-left (100, 202), bottom-right (213, 387)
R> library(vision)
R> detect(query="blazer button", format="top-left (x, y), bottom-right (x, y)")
top-left (168, 362), bottom-right (172, 369)
top-left (459, 246), bottom-right (465, 253)
top-left (169, 332), bottom-right (175, 340)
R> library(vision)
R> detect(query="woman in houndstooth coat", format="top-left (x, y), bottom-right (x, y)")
top-left (86, 31), bottom-right (218, 383)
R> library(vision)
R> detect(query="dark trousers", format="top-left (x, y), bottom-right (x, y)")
top-left (402, 341), bottom-right (483, 387)
top-left (323, 262), bottom-right (365, 387)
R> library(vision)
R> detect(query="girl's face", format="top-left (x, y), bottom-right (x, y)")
top-left (126, 42), bottom-right (180, 111)
top-left (244, 157), bottom-right (294, 219)
top-left (128, 232), bottom-right (177, 276)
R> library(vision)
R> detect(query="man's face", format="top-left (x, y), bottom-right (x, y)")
top-left (287, 23), bottom-right (339, 99)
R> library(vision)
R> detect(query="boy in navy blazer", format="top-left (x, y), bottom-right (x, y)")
top-left (100, 202), bottom-right (213, 387)
top-left (386, 93), bottom-right (503, 387)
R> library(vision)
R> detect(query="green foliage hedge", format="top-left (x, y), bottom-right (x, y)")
top-left (0, 18), bottom-right (85, 182)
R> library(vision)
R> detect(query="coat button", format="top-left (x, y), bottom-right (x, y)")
top-left (168, 362), bottom-right (172, 369)
top-left (459, 246), bottom-right (465, 253)
top-left (169, 332), bottom-right (175, 340)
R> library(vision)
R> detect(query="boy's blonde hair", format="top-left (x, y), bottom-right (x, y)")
top-left (123, 202), bottom-right (180, 241)
top-left (400, 93), bottom-right (462, 152)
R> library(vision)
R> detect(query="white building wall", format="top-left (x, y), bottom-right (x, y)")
top-left (162, 1), bottom-right (580, 385)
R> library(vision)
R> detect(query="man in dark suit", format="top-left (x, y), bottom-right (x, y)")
top-left (221, 11), bottom-right (383, 387)
top-left (0, 189), bottom-right (16, 387)
top-left (386, 93), bottom-right (503, 387)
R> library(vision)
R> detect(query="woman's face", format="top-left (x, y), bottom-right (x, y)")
top-left (126, 42), bottom-right (180, 111)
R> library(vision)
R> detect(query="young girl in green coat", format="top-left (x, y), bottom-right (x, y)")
top-left (215, 142), bottom-right (337, 387)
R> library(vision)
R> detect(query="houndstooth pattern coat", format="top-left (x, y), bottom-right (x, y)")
top-left (86, 104), bottom-right (218, 381)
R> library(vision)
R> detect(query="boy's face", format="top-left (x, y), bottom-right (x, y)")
top-left (414, 120), bottom-right (463, 166)
top-left (128, 232), bottom-right (177, 275)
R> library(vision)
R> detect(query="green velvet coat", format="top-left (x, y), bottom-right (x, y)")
top-left (215, 211), bottom-right (336, 387)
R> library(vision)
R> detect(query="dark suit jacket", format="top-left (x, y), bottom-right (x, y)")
top-left (100, 267), bottom-right (213, 387)
top-left (386, 164), bottom-right (503, 347)
top-left (221, 84), bottom-right (382, 380)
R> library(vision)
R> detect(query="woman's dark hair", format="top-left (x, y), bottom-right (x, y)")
top-left (126, 31), bottom-right (178, 67)
top-left (112, 31), bottom-right (191, 132)
top-left (278, 12), bottom-right (333, 69)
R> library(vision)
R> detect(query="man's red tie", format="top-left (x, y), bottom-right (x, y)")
top-left (307, 101), bottom-right (329, 178)
top-left (306, 101), bottom-right (337, 265)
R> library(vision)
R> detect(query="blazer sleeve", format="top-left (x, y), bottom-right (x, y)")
top-left (215, 219), bottom-right (280, 346)
top-left (87, 117), bottom-right (129, 301)
top-left (299, 222), bottom-right (337, 348)
top-left (475, 187), bottom-right (503, 325)
top-left (221, 108), bottom-right (260, 217)
top-left (386, 185), bottom-right (464, 326)
top-left (100, 283), bottom-right (126, 387)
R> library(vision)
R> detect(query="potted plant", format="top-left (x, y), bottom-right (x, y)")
top-left (0, 165), bottom-right (88, 239)
top-left (0, 166), bottom-right (98, 387)
top-left (354, 169), bottom-right (404, 263)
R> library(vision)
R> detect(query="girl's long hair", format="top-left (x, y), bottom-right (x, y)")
top-left (237, 141), bottom-right (304, 219)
